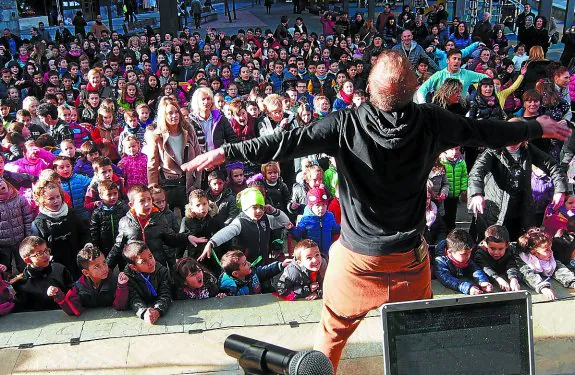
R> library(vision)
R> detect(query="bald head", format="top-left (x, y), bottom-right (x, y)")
top-left (367, 50), bottom-right (418, 112)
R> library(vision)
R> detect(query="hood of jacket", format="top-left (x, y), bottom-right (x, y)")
top-left (359, 102), bottom-right (421, 150)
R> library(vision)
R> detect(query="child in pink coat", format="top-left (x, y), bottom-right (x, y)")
top-left (5, 140), bottom-right (55, 177)
top-left (117, 135), bottom-right (147, 189)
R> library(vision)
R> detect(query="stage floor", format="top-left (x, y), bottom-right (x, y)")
top-left (0, 279), bottom-right (573, 374)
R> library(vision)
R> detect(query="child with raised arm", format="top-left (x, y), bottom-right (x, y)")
top-left (199, 188), bottom-right (292, 265)
top-left (12, 236), bottom-right (74, 311)
top-left (218, 248), bottom-right (290, 296)
top-left (292, 188), bottom-right (340, 255)
top-left (173, 257), bottom-right (226, 300)
top-left (474, 225), bottom-right (521, 291)
top-left (123, 241), bottom-right (171, 324)
top-left (48, 243), bottom-right (129, 316)
top-left (435, 229), bottom-right (494, 295)
top-left (515, 227), bottom-right (575, 301)
top-left (89, 181), bottom-right (130, 256)
top-left (277, 239), bottom-right (328, 301)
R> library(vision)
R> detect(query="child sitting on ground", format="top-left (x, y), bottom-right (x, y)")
top-left (200, 188), bottom-right (292, 265)
top-left (474, 225), bottom-right (521, 291)
top-left (218, 248), bottom-right (290, 296)
top-left (12, 236), bottom-right (74, 311)
top-left (435, 229), bottom-right (494, 295)
top-left (48, 243), bottom-right (128, 316)
top-left (292, 188), bottom-right (340, 255)
top-left (180, 189), bottom-right (220, 273)
top-left (276, 239), bottom-right (327, 301)
top-left (84, 156), bottom-right (127, 211)
top-left (173, 257), bottom-right (225, 300)
top-left (543, 193), bottom-right (575, 237)
top-left (552, 215), bottom-right (575, 270)
top-left (89, 181), bottom-right (130, 256)
top-left (123, 241), bottom-right (171, 324)
top-left (515, 227), bottom-right (575, 301)
top-left (0, 264), bottom-right (14, 316)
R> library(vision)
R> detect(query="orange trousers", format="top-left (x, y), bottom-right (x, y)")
top-left (314, 240), bottom-right (432, 373)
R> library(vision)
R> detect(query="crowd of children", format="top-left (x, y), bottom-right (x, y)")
top-left (0, 2), bottom-right (574, 322)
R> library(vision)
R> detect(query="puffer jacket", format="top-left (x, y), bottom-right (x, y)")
top-left (441, 158), bottom-right (467, 198)
top-left (189, 109), bottom-right (239, 153)
top-left (569, 74), bottom-right (575, 104)
top-left (106, 208), bottom-right (188, 270)
top-left (5, 157), bottom-right (51, 177)
top-left (89, 200), bottom-right (130, 255)
top-left (218, 261), bottom-right (284, 296)
top-left (124, 262), bottom-right (172, 318)
top-left (468, 145), bottom-right (567, 234)
top-left (428, 169), bottom-right (449, 216)
top-left (118, 152), bottom-right (148, 189)
top-left (276, 258), bottom-right (328, 299)
top-left (434, 240), bottom-right (489, 294)
top-left (60, 173), bottom-right (92, 221)
top-left (291, 206), bottom-right (340, 254)
top-left (207, 187), bottom-right (239, 227)
top-left (468, 94), bottom-right (506, 120)
top-left (0, 190), bottom-right (34, 247)
top-left (263, 177), bottom-right (290, 212)
top-left (474, 244), bottom-right (520, 282)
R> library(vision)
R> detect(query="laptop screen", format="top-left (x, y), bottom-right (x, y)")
top-left (383, 296), bottom-right (532, 375)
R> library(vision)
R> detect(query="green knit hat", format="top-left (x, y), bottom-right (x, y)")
top-left (238, 187), bottom-right (265, 211)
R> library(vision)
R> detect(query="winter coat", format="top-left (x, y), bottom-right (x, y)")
top-left (48, 120), bottom-right (74, 145)
top-left (207, 187), bottom-right (238, 227)
top-left (392, 41), bottom-right (440, 72)
top-left (307, 74), bottom-right (335, 96)
top-left (0, 277), bottom-right (14, 316)
top-left (468, 94), bottom-right (506, 120)
top-left (561, 31), bottom-right (575, 66)
top-left (469, 146), bottom-right (567, 234)
top-left (84, 174), bottom-right (127, 211)
top-left (31, 208), bottom-right (87, 276)
top-left (189, 110), bottom-right (239, 153)
top-left (89, 201), bottom-right (130, 255)
top-left (567, 74), bottom-right (575, 105)
top-left (474, 245), bottom-right (520, 282)
top-left (146, 123), bottom-right (203, 193)
top-left (276, 259), bottom-right (328, 299)
top-left (292, 206), bottom-right (340, 254)
top-left (447, 34), bottom-right (472, 50)
top-left (288, 182), bottom-right (309, 216)
top-left (118, 152), bottom-right (148, 188)
top-left (263, 178), bottom-right (290, 212)
top-left (218, 261), bottom-right (284, 296)
top-left (434, 240), bottom-right (489, 294)
top-left (514, 244), bottom-right (575, 293)
top-left (13, 262), bottom-right (74, 311)
top-left (552, 231), bottom-right (575, 266)
top-left (60, 173), bottom-right (92, 221)
top-left (210, 210), bottom-right (291, 264)
top-left (180, 213), bottom-right (222, 258)
top-left (441, 158), bottom-right (467, 198)
top-left (428, 169), bottom-right (449, 216)
top-left (0, 191), bottom-right (33, 247)
top-left (117, 126), bottom-right (147, 156)
top-left (523, 26), bottom-right (549, 55)
top-left (125, 262), bottom-right (172, 318)
top-left (5, 157), bottom-right (51, 177)
top-left (531, 172), bottom-right (553, 214)
top-left (91, 124), bottom-right (121, 161)
top-left (53, 273), bottom-right (128, 316)
top-left (107, 209), bottom-right (188, 269)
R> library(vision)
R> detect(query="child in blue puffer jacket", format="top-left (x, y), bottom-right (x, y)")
top-left (53, 156), bottom-right (92, 222)
top-left (292, 188), bottom-right (340, 254)
top-left (435, 229), bottom-right (494, 295)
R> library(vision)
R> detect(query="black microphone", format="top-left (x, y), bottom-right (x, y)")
top-left (224, 334), bottom-right (334, 375)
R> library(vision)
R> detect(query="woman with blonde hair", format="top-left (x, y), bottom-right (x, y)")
top-left (147, 96), bottom-right (203, 211)
top-left (188, 87), bottom-right (238, 154)
top-left (432, 78), bottom-right (467, 115)
top-left (522, 45), bottom-right (552, 92)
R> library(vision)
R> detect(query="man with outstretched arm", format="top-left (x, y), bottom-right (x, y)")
top-left (181, 51), bottom-right (571, 373)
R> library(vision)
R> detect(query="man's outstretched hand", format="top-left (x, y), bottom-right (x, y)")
top-left (181, 148), bottom-right (226, 172)
top-left (538, 115), bottom-right (572, 141)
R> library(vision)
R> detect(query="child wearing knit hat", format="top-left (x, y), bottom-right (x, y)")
top-left (198, 188), bottom-right (293, 266)
top-left (292, 187), bottom-right (340, 254)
